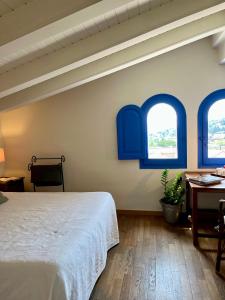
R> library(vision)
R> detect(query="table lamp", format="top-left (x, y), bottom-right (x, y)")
top-left (0, 148), bottom-right (5, 163)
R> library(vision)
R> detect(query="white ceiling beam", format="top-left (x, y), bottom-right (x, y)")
top-left (0, 0), bottom-right (95, 45)
top-left (0, 10), bottom-right (224, 111)
top-left (212, 30), bottom-right (225, 46)
top-left (0, 0), bottom-right (225, 98)
top-left (0, 0), bottom-right (137, 50)
top-left (217, 41), bottom-right (225, 63)
top-left (211, 30), bottom-right (225, 64)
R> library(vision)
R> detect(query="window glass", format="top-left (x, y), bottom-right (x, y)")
top-left (208, 99), bottom-right (225, 158)
top-left (147, 103), bottom-right (178, 159)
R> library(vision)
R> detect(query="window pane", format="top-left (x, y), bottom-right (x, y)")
top-left (147, 103), bottom-right (178, 159)
top-left (208, 99), bottom-right (225, 158)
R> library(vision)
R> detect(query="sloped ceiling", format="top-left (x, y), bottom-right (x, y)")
top-left (0, 0), bottom-right (225, 111)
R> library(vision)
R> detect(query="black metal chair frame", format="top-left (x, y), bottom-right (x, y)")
top-left (28, 155), bottom-right (65, 192)
top-left (216, 199), bottom-right (225, 272)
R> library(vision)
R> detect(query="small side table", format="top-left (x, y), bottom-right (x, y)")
top-left (0, 177), bottom-right (24, 192)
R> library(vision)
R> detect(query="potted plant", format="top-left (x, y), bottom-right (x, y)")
top-left (160, 169), bottom-right (185, 224)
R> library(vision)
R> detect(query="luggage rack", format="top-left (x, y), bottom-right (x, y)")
top-left (28, 155), bottom-right (65, 192)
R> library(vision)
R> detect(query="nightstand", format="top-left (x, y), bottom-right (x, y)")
top-left (0, 177), bottom-right (24, 192)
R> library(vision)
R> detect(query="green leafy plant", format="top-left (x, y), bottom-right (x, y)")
top-left (160, 169), bottom-right (185, 205)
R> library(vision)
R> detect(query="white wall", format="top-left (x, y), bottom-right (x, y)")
top-left (1, 38), bottom-right (225, 210)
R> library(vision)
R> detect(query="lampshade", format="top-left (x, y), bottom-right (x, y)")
top-left (0, 148), bottom-right (5, 163)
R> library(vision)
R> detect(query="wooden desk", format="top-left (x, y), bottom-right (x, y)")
top-left (185, 172), bottom-right (225, 247)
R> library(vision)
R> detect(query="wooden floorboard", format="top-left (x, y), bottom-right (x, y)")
top-left (90, 215), bottom-right (225, 300)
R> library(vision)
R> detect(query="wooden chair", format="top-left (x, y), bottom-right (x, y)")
top-left (216, 199), bottom-right (225, 272)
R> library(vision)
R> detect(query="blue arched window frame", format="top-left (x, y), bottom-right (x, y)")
top-left (198, 89), bottom-right (225, 168)
top-left (140, 94), bottom-right (187, 169)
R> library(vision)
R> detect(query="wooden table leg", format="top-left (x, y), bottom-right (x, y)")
top-left (186, 181), bottom-right (191, 215)
top-left (192, 188), bottom-right (199, 247)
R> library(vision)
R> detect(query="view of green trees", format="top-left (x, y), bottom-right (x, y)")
top-left (148, 117), bottom-right (225, 150)
top-left (148, 128), bottom-right (176, 148)
top-left (208, 118), bottom-right (225, 135)
top-left (208, 118), bottom-right (225, 155)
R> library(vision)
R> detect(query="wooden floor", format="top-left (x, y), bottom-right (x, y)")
top-left (90, 215), bottom-right (225, 300)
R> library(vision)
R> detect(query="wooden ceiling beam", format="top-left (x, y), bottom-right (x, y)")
top-left (217, 40), bottom-right (225, 63)
top-left (212, 30), bottom-right (225, 46)
top-left (0, 0), bottom-right (137, 50)
top-left (0, 0), bottom-right (225, 98)
top-left (0, 10), bottom-right (224, 111)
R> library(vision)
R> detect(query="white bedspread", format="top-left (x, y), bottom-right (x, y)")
top-left (0, 192), bottom-right (119, 300)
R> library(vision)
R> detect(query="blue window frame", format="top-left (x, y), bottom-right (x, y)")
top-left (140, 94), bottom-right (187, 169)
top-left (117, 93), bottom-right (187, 169)
top-left (198, 89), bottom-right (225, 168)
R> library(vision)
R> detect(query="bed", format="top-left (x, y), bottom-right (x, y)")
top-left (0, 192), bottom-right (119, 300)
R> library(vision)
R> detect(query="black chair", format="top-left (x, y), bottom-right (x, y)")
top-left (28, 155), bottom-right (65, 192)
top-left (216, 199), bottom-right (225, 272)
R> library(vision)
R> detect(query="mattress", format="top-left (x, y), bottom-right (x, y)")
top-left (0, 192), bottom-right (119, 300)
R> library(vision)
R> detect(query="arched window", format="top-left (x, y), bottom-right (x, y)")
top-left (140, 94), bottom-right (187, 169)
top-left (117, 94), bottom-right (187, 169)
top-left (147, 103), bottom-right (178, 159)
top-left (198, 89), bottom-right (225, 168)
